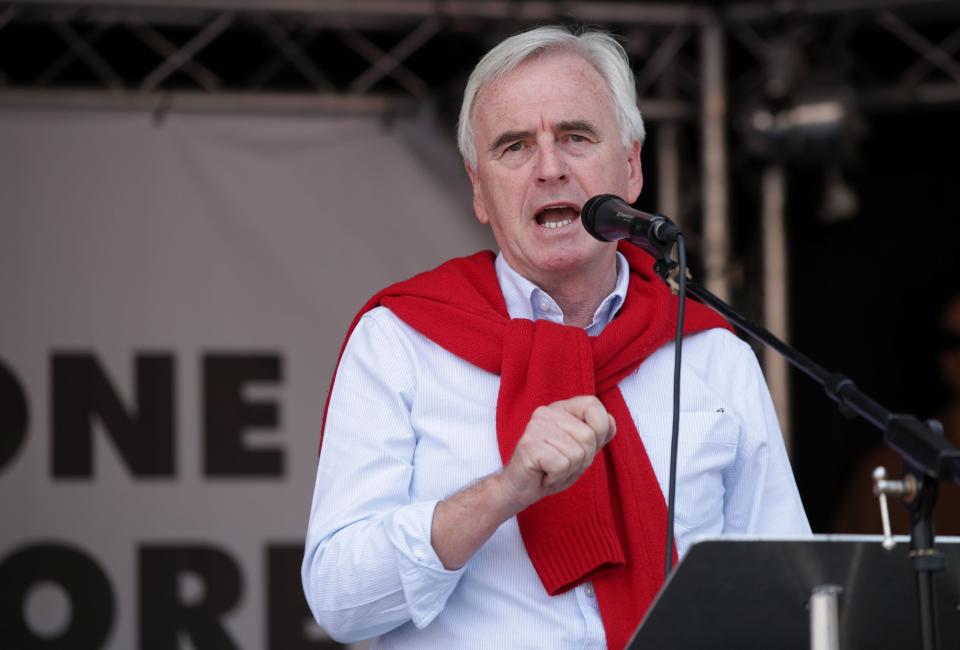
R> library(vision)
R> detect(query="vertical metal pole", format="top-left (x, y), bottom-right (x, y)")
top-left (762, 164), bottom-right (792, 452)
top-left (909, 474), bottom-right (943, 650)
top-left (700, 14), bottom-right (730, 301)
top-left (810, 585), bottom-right (842, 650)
top-left (657, 71), bottom-right (681, 228)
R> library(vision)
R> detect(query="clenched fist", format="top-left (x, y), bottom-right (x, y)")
top-left (497, 395), bottom-right (617, 513)
top-left (431, 395), bottom-right (616, 569)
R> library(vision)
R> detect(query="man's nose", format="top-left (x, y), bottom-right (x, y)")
top-left (535, 140), bottom-right (567, 184)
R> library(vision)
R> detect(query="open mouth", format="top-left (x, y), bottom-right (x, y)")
top-left (535, 206), bottom-right (580, 230)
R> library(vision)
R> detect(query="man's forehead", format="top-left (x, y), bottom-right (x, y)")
top-left (480, 52), bottom-right (608, 102)
top-left (472, 53), bottom-right (615, 133)
top-left (489, 106), bottom-right (598, 131)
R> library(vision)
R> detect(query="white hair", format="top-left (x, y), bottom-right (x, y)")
top-left (457, 25), bottom-right (646, 168)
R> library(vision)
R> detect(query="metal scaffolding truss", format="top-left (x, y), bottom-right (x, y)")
top-left (729, 4), bottom-right (960, 110)
top-left (0, 3), bottom-right (465, 113)
top-left (0, 2), bottom-right (703, 115)
top-left (1, 0), bottom-right (959, 118)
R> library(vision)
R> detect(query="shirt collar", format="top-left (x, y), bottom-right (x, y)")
top-left (494, 251), bottom-right (629, 336)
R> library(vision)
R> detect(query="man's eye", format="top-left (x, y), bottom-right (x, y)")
top-left (567, 134), bottom-right (586, 143)
top-left (506, 142), bottom-right (524, 152)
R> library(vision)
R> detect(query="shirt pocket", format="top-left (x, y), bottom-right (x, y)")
top-left (632, 410), bottom-right (739, 530)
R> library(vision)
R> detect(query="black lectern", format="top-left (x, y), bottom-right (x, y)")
top-left (628, 536), bottom-right (960, 649)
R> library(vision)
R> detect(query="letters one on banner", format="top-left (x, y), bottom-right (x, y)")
top-left (0, 352), bottom-right (335, 649)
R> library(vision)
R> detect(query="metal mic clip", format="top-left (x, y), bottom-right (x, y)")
top-left (653, 259), bottom-right (692, 295)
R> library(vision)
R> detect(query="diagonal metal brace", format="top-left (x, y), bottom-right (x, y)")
top-left (37, 23), bottom-right (110, 86)
top-left (876, 10), bottom-right (960, 85)
top-left (140, 11), bottom-right (234, 92)
top-left (128, 17), bottom-right (223, 92)
top-left (636, 26), bottom-right (692, 96)
top-left (344, 17), bottom-right (440, 97)
top-left (50, 17), bottom-right (123, 90)
top-left (899, 25), bottom-right (960, 89)
top-left (256, 15), bottom-right (331, 91)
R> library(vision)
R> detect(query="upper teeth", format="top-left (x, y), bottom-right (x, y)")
top-left (543, 218), bottom-right (573, 229)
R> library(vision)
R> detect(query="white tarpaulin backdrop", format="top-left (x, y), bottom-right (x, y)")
top-left (0, 107), bottom-right (493, 649)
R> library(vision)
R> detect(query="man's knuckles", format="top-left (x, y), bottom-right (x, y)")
top-left (546, 453), bottom-right (574, 475)
top-left (530, 404), bottom-right (554, 420)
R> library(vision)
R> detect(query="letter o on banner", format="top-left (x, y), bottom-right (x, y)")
top-left (0, 544), bottom-right (114, 649)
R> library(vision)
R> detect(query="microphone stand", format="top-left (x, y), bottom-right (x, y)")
top-left (650, 256), bottom-right (960, 650)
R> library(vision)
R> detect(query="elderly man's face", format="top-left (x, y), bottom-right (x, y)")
top-left (466, 51), bottom-right (642, 285)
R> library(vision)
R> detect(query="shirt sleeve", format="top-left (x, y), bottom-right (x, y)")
top-left (301, 308), bottom-right (466, 643)
top-left (721, 338), bottom-right (812, 536)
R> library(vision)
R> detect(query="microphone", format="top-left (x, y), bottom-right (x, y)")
top-left (580, 194), bottom-right (682, 256)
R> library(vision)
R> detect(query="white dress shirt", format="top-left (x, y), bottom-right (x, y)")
top-left (302, 252), bottom-right (810, 649)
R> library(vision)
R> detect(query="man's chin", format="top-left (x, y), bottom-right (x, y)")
top-left (527, 247), bottom-right (613, 278)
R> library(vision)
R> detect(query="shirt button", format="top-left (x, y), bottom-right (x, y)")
top-left (536, 297), bottom-right (551, 312)
top-left (584, 584), bottom-right (595, 597)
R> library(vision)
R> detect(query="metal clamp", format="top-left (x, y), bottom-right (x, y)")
top-left (872, 466), bottom-right (918, 550)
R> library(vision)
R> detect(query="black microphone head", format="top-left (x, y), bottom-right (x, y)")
top-left (580, 194), bottom-right (632, 242)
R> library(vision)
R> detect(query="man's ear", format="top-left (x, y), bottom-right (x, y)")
top-left (625, 140), bottom-right (643, 204)
top-left (465, 161), bottom-right (490, 225)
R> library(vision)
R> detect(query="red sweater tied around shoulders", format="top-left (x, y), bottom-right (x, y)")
top-left (321, 243), bottom-right (729, 649)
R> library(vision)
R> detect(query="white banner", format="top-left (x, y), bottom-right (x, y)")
top-left (0, 107), bottom-right (493, 649)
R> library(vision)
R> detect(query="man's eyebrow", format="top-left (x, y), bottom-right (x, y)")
top-left (556, 120), bottom-right (600, 136)
top-left (488, 121), bottom-right (600, 154)
top-left (489, 130), bottom-right (532, 153)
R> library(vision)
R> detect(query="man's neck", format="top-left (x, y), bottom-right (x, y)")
top-left (532, 257), bottom-right (619, 329)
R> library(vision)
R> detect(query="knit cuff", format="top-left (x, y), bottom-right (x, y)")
top-left (521, 514), bottom-right (625, 595)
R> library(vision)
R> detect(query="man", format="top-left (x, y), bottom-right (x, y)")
top-left (302, 25), bottom-right (809, 649)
